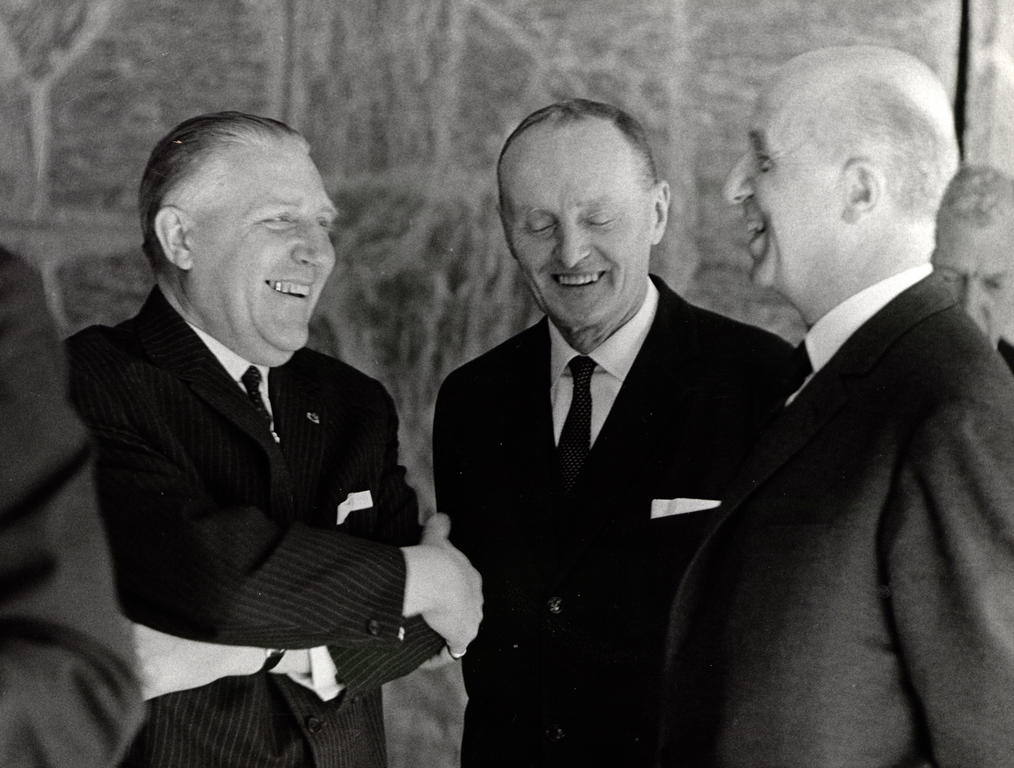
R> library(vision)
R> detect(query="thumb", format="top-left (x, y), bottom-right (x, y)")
top-left (421, 512), bottom-right (451, 545)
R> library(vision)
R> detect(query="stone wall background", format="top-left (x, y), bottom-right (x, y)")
top-left (1, 2), bottom-right (1009, 766)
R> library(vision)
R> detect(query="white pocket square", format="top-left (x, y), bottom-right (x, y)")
top-left (650, 497), bottom-right (721, 519)
top-left (337, 490), bottom-right (373, 525)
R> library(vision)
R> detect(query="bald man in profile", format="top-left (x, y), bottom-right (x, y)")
top-left (659, 46), bottom-right (1014, 767)
top-left (933, 164), bottom-right (1014, 372)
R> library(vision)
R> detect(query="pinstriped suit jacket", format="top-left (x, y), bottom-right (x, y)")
top-left (67, 287), bottom-right (442, 768)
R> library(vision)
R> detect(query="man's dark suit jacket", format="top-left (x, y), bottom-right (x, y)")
top-left (433, 276), bottom-right (792, 767)
top-left (1, 250), bottom-right (143, 765)
top-left (67, 287), bottom-right (442, 768)
top-left (658, 274), bottom-right (1014, 767)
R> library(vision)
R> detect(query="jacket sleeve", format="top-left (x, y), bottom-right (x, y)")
top-left (325, 385), bottom-right (444, 690)
top-left (884, 398), bottom-right (1014, 767)
top-left (0, 254), bottom-right (144, 766)
top-left (67, 340), bottom-right (411, 651)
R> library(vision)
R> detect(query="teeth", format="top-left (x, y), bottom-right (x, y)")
top-left (747, 220), bottom-right (766, 235)
top-left (556, 273), bottom-right (600, 286)
top-left (268, 280), bottom-right (310, 297)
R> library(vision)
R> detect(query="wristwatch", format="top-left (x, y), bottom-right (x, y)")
top-left (261, 648), bottom-right (287, 672)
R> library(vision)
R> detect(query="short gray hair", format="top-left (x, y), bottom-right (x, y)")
top-left (496, 99), bottom-right (658, 209)
top-left (936, 164), bottom-right (1014, 230)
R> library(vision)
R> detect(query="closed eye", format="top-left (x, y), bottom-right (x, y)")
top-left (263, 214), bottom-right (296, 229)
top-left (523, 214), bottom-right (557, 237)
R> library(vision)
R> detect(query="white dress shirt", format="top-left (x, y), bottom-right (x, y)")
top-left (188, 323), bottom-right (342, 701)
top-left (795, 264), bottom-right (933, 397)
top-left (549, 280), bottom-right (659, 445)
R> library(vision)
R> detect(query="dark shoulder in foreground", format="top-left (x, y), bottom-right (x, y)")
top-left (900, 302), bottom-right (1014, 407)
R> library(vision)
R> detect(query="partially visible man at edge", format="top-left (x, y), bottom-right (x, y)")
top-left (658, 46), bottom-right (1014, 767)
top-left (0, 247), bottom-right (144, 766)
top-left (433, 99), bottom-right (792, 767)
top-left (65, 111), bottom-right (482, 768)
top-left (932, 163), bottom-right (1014, 372)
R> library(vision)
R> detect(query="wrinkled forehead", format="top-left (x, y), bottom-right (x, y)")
top-left (500, 120), bottom-right (647, 206)
top-left (750, 69), bottom-right (826, 155)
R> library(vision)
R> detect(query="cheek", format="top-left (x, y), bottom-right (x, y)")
top-left (513, 241), bottom-right (555, 276)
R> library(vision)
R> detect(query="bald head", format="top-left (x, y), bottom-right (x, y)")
top-left (767, 46), bottom-right (958, 220)
top-left (724, 46), bottom-right (960, 325)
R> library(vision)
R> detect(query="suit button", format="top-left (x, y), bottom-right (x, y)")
top-left (544, 724), bottom-right (566, 742)
top-left (305, 716), bottom-right (323, 733)
top-left (367, 618), bottom-right (381, 635)
top-left (547, 596), bottom-right (563, 614)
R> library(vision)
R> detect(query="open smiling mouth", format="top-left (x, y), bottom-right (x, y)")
top-left (554, 272), bottom-right (603, 286)
top-left (267, 280), bottom-right (310, 298)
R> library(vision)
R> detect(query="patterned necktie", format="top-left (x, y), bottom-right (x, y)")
top-left (241, 365), bottom-right (272, 424)
top-left (558, 355), bottom-right (597, 492)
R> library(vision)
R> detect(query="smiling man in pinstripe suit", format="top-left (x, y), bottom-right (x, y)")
top-left (66, 111), bottom-right (482, 768)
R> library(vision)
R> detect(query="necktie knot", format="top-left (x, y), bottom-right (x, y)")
top-left (241, 365), bottom-right (271, 423)
top-left (568, 354), bottom-right (597, 384)
top-left (558, 356), bottom-right (597, 492)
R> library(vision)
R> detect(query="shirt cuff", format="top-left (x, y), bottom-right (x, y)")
top-left (285, 646), bottom-right (344, 702)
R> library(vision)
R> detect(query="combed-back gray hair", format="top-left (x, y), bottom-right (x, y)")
top-left (936, 164), bottom-right (1014, 230)
top-left (138, 111), bottom-right (306, 269)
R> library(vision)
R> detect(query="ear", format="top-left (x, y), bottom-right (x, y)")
top-left (649, 180), bottom-right (670, 245)
top-left (153, 206), bottom-right (196, 271)
top-left (840, 158), bottom-right (881, 224)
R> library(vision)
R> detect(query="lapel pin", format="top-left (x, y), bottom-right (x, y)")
top-left (306, 411), bottom-right (320, 424)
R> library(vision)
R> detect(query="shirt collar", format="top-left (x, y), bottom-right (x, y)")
top-left (186, 322), bottom-right (269, 386)
top-left (549, 280), bottom-right (659, 383)
top-left (805, 263), bottom-right (932, 374)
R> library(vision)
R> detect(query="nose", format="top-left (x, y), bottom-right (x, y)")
top-left (723, 153), bottom-right (754, 205)
top-left (293, 221), bottom-right (335, 267)
top-left (557, 223), bottom-right (590, 269)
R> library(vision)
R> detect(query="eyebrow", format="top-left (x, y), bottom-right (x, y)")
top-left (250, 198), bottom-right (338, 218)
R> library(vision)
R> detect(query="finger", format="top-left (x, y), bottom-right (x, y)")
top-left (421, 512), bottom-right (451, 544)
top-left (445, 643), bottom-right (467, 661)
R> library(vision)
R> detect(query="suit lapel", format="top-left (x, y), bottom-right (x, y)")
top-left (716, 274), bottom-right (955, 522)
top-left (134, 287), bottom-right (298, 520)
top-left (497, 321), bottom-right (561, 570)
top-left (269, 361), bottom-right (330, 521)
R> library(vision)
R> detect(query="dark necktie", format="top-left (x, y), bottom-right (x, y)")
top-left (782, 341), bottom-right (813, 402)
top-left (241, 365), bottom-right (272, 424)
top-left (558, 355), bottom-right (596, 492)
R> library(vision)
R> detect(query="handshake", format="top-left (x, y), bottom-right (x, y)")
top-left (134, 513), bottom-right (481, 700)
top-left (401, 512), bottom-right (483, 661)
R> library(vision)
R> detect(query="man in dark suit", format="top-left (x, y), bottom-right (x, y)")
top-left (433, 99), bottom-right (791, 767)
top-left (658, 46), bottom-right (1014, 767)
top-left (0, 247), bottom-right (144, 766)
top-left (66, 112), bottom-right (482, 768)
top-left (932, 163), bottom-right (1014, 372)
